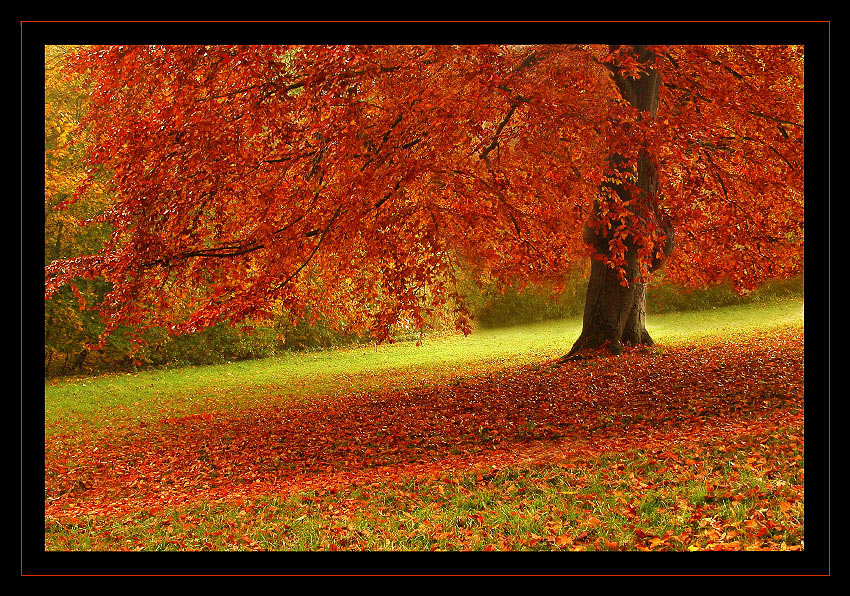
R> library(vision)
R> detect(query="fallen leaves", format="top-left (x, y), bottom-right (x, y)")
top-left (44, 327), bottom-right (804, 551)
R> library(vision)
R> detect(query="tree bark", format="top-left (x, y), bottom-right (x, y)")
top-left (562, 45), bottom-right (671, 362)
top-left (563, 243), bottom-right (656, 360)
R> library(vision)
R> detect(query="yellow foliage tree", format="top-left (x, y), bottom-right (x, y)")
top-left (44, 45), bottom-right (113, 373)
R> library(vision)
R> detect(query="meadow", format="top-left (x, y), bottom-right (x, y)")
top-left (44, 298), bottom-right (804, 553)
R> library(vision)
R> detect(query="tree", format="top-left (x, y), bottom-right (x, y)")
top-left (44, 45), bottom-right (115, 372)
top-left (44, 44), bottom-right (803, 359)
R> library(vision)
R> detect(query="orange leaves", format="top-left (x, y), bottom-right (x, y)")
top-left (45, 327), bottom-right (803, 549)
top-left (45, 44), bottom-right (804, 341)
top-left (554, 533), bottom-right (572, 547)
top-left (160, 413), bottom-right (215, 426)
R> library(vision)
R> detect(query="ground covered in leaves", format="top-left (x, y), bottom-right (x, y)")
top-left (44, 327), bottom-right (804, 552)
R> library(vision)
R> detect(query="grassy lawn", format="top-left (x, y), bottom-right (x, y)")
top-left (43, 298), bottom-right (805, 554)
top-left (44, 298), bottom-right (803, 430)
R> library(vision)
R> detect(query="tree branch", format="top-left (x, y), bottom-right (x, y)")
top-left (480, 103), bottom-right (519, 162)
top-left (274, 204), bottom-right (344, 290)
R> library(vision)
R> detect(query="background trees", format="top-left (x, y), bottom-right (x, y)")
top-left (44, 45), bottom-right (113, 372)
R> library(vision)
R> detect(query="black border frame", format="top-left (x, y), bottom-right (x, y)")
top-left (21, 18), bottom-right (830, 576)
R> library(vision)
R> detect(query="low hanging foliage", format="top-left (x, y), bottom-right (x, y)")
top-left (45, 44), bottom-right (804, 346)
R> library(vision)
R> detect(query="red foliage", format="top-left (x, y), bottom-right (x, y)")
top-left (44, 44), bottom-right (804, 340)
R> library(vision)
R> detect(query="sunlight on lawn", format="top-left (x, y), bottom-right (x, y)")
top-left (44, 298), bottom-right (803, 428)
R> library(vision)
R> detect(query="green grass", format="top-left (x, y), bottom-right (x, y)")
top-left (44, 426), bottom-right (804, 551)
top-left (43, 298), bottom-right (805, 552)
top-left (44, 298), bottom-right (803, 431)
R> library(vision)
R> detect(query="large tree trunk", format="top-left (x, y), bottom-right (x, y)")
top-left (567, 249), bottom-right (652, 359)
top-left (562, 45), bottom-right (672, 362)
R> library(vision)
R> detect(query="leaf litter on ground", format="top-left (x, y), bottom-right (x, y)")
top-left (44, 326), bottom-right (804, 551)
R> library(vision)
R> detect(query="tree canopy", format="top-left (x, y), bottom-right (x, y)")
top-left (44, 44), bottom-right (804, 345)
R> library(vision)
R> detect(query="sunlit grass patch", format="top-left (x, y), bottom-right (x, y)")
top-left (45, 298), bottom-right (803, 432)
